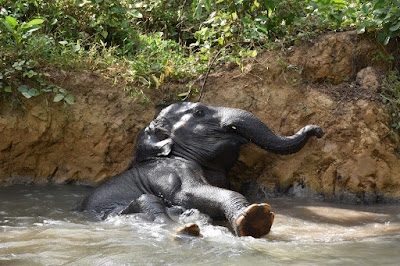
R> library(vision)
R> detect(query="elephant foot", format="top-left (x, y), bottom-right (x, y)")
top-left (235, 203), bottom-right (274, 238)
top-left (175, 223), bottom-right (202, 238)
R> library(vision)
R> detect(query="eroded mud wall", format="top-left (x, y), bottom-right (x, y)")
top-left (0, 72), bottom-right (153, 185)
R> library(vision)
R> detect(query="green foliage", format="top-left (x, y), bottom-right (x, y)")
top-left (72, 0), bottom-right (140, 54)
top-left (358, 0), bottom-right (400, 45)
top-left (134, 1), bottom-right (193, 43)
top-left (125, 33), bottom-right (201, 89)
top-left (189, 0), bottom-right (361, 66)
top-left (52, 86), bottom-right (75, 104)
top-left (2, 15), bottom-right (44, 50)
top-left (372, 50), bottom-right (395, 66)
top-left (0, 13), bottom-right (74, 105)
top-left (191, 1), bottom-right (400, 51)
top-left (381, 70), bottom-right (400, 133)
top-left (0, 53), bottom-right (74, 104)
top-left (1, 0), bottom-right (140, 52)
top-left (1, 0), bottom-right (399, 107)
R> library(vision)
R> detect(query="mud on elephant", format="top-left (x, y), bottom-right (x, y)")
top-left (76, 102), bottom-right (324, 238)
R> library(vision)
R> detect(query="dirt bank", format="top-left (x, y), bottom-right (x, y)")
top-left (0, 72), bottom-right (154, 185)
top-left (1, 31), bottom-right (399, 203)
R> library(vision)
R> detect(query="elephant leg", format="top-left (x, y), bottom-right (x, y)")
top-left (234, 203), bottom-right (275, 238)
top-left (120, 194), bottom-right (174, 223)
top-left (120, 194), bottom-right (202, 237)
top-left (175, 185), bottom-right (274, 238)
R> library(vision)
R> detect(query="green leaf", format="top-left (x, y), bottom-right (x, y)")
top-left (101, 30), bottom-right (108, 39)
top-left (389, 22), bottom-right (400, 32)
top-left (373, 8), bottom-right (385, 15)
top-left (384, 36), bottom-right (390, 45)
top-left (27, 60), bottom-right (36, 67)
top-left (22, 91), bottom-right (32, 99)
top-left (127, 9), bottom-right (143, 18)
top-left (17, 85), bottom-right (28, 92)
top-left (73, 44), bottom-right (81, 52)
top-left (347, 7), bottom-right (356, 15)
top-left (25, 19), bottom-right (45, 27)
top-left (377, 33), bottom-right (385, 42)
top-left (193, 0), bottom-right (203, 19)
top-left (27, 88), bottom-right (38, 97)
top-left (357, 26), bottom-right (366, 34)
top-left (5, 86), bottom-right (12, 93)
top-left (178, 91), bottom-right (190, 97)
top-left (64, 94), bottom-right (75, 105)
top-left (204, 0), bottom-right (212, 13)
top-left (50, 18), bottom-right (58, 25)
top-left (53, 94), bottom-right (64, 102)
top-left (256, 23), bottom-right (267, 33)
top-left (22, 27), bottom-right (40, 38)
top-left (255, 16), bottom-right (268, 22)
top-left (331, 0), bottom-right (345, 4)
top-left (5, 16), bottom-right (18, 29)
top-left (23, 70), bottom-right (37, 78)
top-left (66, 15), bottom-right (77, 25)
top-left (361, 4), bottom-right (370, 14)
top-left (3, 21), bottom-right (13, 33)
top-left (240, 17), bottom-right (253, 25)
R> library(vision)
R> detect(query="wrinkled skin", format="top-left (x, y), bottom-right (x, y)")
top-left (76, 102), bottom-right (324, 238)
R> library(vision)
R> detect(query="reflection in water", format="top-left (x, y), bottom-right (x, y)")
top-left (0, 185), bottom-right (399, 265)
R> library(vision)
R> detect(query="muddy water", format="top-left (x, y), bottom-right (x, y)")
top-left (1, 185), bottom-right (399, 265)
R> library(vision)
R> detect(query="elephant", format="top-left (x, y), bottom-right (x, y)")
top-left (76, 102), bottom-right (323, 238)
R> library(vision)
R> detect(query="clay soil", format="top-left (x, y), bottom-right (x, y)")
top-left (1, 31), bottom-right (399, 203)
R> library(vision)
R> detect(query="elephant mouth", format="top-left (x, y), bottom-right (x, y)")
top-left (223, 125), bottom-right (249, 145)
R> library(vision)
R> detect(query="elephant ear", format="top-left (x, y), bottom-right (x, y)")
top-left (132, 121), bottom-right (173, 164)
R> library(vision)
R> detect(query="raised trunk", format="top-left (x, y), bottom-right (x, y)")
top-left (218, 107), bottom-right (323, 155)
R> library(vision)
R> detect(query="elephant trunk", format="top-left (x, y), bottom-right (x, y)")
top-left (219, 108), bottom-right (324, 155)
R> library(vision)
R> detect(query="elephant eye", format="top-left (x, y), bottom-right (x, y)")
top-left (193, 108), bottom-right (205, 117)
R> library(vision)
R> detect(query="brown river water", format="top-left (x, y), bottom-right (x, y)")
top-left (1, 185), bottom-right (399, 265)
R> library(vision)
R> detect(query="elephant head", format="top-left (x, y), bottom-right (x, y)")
top-left (133, 102), bottom-right (323, 174)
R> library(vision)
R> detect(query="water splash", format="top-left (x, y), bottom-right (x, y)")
top-left (1, 185), bottom-right (400, 265)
